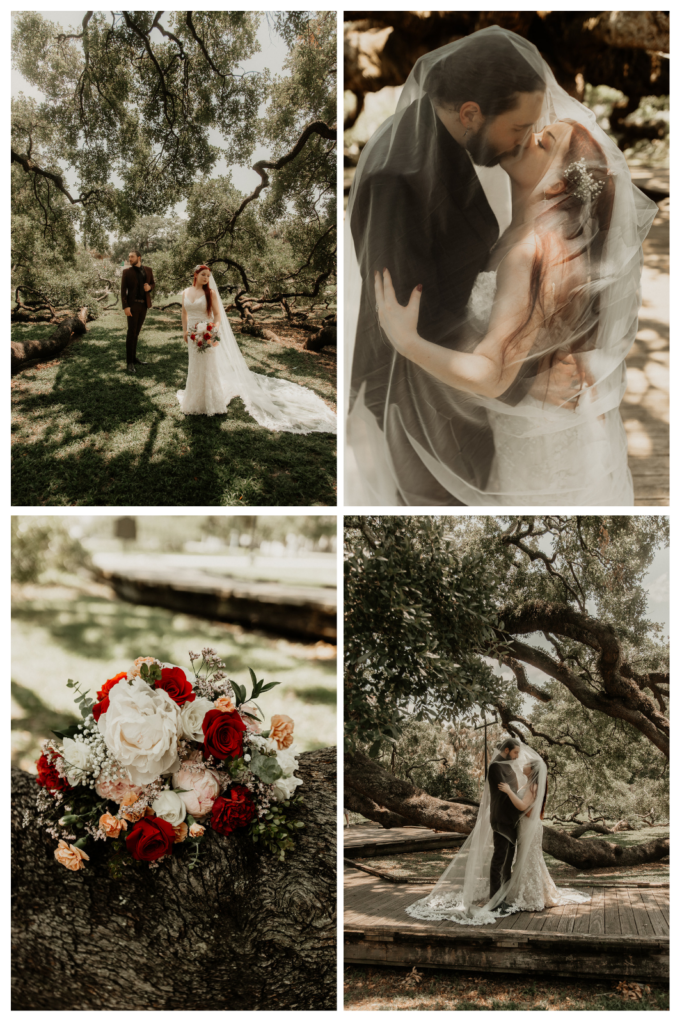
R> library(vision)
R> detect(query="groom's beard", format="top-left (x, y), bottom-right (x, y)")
top-left (467, 127), bottom-right (522, 168)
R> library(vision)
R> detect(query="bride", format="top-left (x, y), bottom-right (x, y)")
top-left (405, 738), bottom-right (589, 925)
top-left (345, 27), bottom-right (657, 505)
top-left (177, 265), bottom-right (336, 433)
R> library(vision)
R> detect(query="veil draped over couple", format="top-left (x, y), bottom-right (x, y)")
top-left (345, 27), bottom-right (657, 505)
top-left (406, 737), bottom-right (589, 925)
top-left (177, 266), bottom-right (336, 434)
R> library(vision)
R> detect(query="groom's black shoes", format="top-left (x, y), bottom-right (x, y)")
top-left (126, 363), bottom-right (136, 374)
top-left (496, 901), bottom-right (516, 916)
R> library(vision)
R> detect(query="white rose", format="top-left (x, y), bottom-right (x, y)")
top-left (178, 697), bottom-right (215, 743)
top-left (62, 738), bottom-right (93, 785)
top-left (98, 677), bottom-right (181, 786)
top-left (272, 774), bottom-right (303, 801)
top-left (275, 744), bottom-right (299, 778)
top-left (152, 789), bottom-right (186, 827)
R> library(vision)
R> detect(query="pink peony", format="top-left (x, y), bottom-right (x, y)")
top-left (95, 775), bottom-right (143, 805)
top-left (172, 762), bottom-right (221, 819)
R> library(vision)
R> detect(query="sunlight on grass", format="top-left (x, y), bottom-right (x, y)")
top-left (12, 585), bottom-right (336, 771)
top-left (11, 308), bottom-right (336, 505)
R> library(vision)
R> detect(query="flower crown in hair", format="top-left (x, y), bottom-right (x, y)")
top-left (564, 157), bottom-right (605, 204)
top-left (194, 265), bottom-right (210, 274)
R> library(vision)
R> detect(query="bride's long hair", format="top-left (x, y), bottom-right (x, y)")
top-left (506, 122), bottom-right (616, 367)
top-left (193, 264), bottom-right (214, 318)
top-left (525, 758), bottom-right (548, 819)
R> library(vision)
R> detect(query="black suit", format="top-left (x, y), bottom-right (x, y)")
top-left (488, 756), bottom-right (522, 899)
top-left (349, 98), bottom-right (499, 503)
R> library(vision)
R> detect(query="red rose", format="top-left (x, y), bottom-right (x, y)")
top-left (210, 785), bottom-right (256, 836)
top-left (93, 671), bottom-right (128, 722)
top-left (203, 333), bottom-right (210, 340)
top-left (191, 333), bottom-right (196, 340)
top-left (125, 815), bottom-right (175, 861)
top-left (155, 666), bottom-right (195, 706)
top-left (202, 708), bottom-right (246, 760)
top-left (197, 341), bottom-right (203, 347)
top-left (35, 753), bottom-right (70, 792)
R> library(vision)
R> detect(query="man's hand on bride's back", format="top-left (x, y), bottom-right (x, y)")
top-left (374, 268), bottom-right (422, 356)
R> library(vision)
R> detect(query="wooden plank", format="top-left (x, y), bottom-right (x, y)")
top-left (603, 886), bottom-right (621, 936)
top-left (509, 910), bottom-right (534, 931)
top-left (615, 886), bottom-right (638, 937)
top-left (644, 890), bottom-right (669, 928)
top-left (624, 890), bottom-right (656, 938)
top-left (571, 894), bottom-right (593, 935)
top-left (524, 911), bottom-right (548, 932)
top-left (588, 887), bottom-right (605, 935)
top-left (555, 901), bottom-right (576, 935)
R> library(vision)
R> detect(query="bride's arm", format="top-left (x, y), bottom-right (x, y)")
top-left (498, 781), bottom-right (534, 811)
top-left (181, 292), bottom-right (188, 343)
top-left (209, 289), bottom-right (222, 330)
top-left (374, 245), bottom-right (540, 398)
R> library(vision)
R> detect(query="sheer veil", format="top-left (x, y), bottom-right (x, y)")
top-left (184, 270), bottom-right (336, 434)
top-left (345, 26), bottom-right (657, 505)
top-left (405, 738), bottom-right (586, 925)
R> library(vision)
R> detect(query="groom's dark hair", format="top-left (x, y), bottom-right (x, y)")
top-left (500, 737), bottom-right (520, 754)
top-left (424, 32), bottom-right (544, 117)
top-left (132, 250), bottom-right (142, 258)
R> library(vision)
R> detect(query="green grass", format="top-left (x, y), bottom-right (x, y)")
top-left (11, 307), bottom-right (336, 506)
top-left (344, 966), bottom-right (669, 1011)
top-left (11, 579), bottom-right (336, 771)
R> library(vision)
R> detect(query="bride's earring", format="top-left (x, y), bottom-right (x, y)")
top-left (463, 129), bottom-right (471, 138)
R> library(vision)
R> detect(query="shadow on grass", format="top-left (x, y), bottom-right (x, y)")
top-left (12, 310), bottom-right (336, 506)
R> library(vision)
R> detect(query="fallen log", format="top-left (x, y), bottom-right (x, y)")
top-left (241, 321), bottom-right (283, 343)
top-left (303, 319), bottom-right (337, 352)
top-left (11, 747), bottom-right (336, 1010)
top-left (11, 307), bottom-right (88, 373)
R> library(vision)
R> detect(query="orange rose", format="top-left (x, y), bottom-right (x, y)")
top-left (99, 812), bottom-right (127, 838)
top-left (270, 714), bottom-right (294, 750)
top-left (189, 823), bottom-right (205, 838)
top-left (54, 840), bottom-right (90, 871)
top-left (214, 696), bottom-right (236, 714)
top-left (173, 823), bottom-right (188, 844)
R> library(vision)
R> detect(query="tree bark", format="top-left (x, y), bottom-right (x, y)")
top-left (12, 748), bottom-right (336, 1011)
top-left (345, 750), bottom-right (669, 870)
top-left (11, 308), bottom-right (88, 373)
top-left (241, 321), bottom-right (283, 343)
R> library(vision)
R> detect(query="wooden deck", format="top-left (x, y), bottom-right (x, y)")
top-left (344, 823), bottom-right (466, 857)
top-left (344, 868), bottom-right (669, 981)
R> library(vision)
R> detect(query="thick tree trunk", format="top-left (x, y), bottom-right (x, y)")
top-left (542, 824), bottom-right (669, 870)
top-left (345, 750), bottom-right (479, 833)
top-left (11, 308), bottom-right (88, 373)
top-left (303, 318), bottom-right (337, 352)
top-left (241, 321), bottom-right (283, 343)
top-left (12, 748), bottom-right (336, 1011)
top-left (345, 750), bottom-right (669, 870)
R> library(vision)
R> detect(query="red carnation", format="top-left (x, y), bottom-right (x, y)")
top-left (35, 752), bottom-right (70, 792)
top-left (155, 666), bottom-right (195, 706)
top-left (92, 671), bottom-right (128, 722)
top-left (202, 708), bottom-right (246, 761)
top-left (125, 815), bottom-right (175, 862)
top-left (210, 785), bottom-right (256, 836)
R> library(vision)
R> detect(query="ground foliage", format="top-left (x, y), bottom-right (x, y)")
top-left (344, 965), bottom-right (668, 1011)
top-left (12, 11), bottom-right (336, 321)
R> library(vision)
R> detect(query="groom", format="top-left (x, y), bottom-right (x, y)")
top-left (349, 30), bottom-right (551, 503)
top-left (121, 250), bottom-right (155, 374)
top-left (487, 736), bottom-right (523, 902)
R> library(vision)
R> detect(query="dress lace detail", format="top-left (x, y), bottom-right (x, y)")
top-left (464, 271), bottom-right (633, 506)
top-left (177, 290), bottom-right (337, 432)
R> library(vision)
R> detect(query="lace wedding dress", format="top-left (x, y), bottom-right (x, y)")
top-left (177, 288), bottom-right (337, 433)
top-left (466, 271), bottom-right (633, 505)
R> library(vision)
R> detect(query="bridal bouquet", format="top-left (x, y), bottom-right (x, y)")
top-left (33, 650), bottom-right (304, 875)
top-left (190, 320), bottom-right (219, 353)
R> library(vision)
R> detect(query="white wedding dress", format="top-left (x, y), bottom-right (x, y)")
top-left (466, 271), bottom-right (633, 505)
top-left (177, 288), bottom-right (337, 433)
